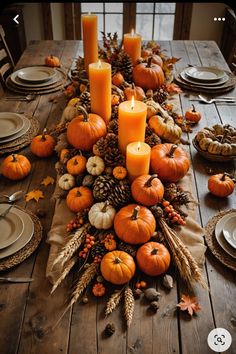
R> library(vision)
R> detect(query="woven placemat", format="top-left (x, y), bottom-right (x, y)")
top-left (0, 206), bottom-right (43, 271)
top-left (205, 209), bottom-right (236, 272)
top-left (0, 115), bottom-right (39, 155)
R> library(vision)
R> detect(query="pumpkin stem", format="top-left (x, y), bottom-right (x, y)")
top-left (11, 154), bottom-right (17, 162)
top-left (131, 206), bottom-right (140, 220)
top-left (114, 257), bottom-right (122, 264)
top-left (167, 144), bottom-right (178, 158)
top-left (220, 129), bottom-right (229, 144)
top-left (144, 174), bottom-right (158, 187)
top-left (73, 158), bottom-right (78, 166)
top-left (147, 56), bottom-right (152, 68)
top-left (76, 189), bottom-right (82, 197)
top-left (151, 248), bottom-right (158, 255)
top-left (40, 128), bottom-right (47, 142)
top-left (192, 104), bottom-right (196, 112)
top-left (78, 106), bottom-right (89, 122)
top-left (101, 200), bottom-right (109, 212)
top-left (221, 172), bottom-right (227, 181)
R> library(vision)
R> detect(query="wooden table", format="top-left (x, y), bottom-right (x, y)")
top-left (0, 40), bottom-right (235, 354)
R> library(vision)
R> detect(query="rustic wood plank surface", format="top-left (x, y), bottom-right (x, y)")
top-left (0, 40), bottom-right (235, 354)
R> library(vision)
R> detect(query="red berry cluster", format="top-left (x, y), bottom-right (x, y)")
top-left (93, 255), bottom-right (103, 264)
top-left (66, 216), bottom-right (85, 232)
top-left (79, 234), bottom-right (95, 259)
top-left (161, 200), bottom-right (186, 226)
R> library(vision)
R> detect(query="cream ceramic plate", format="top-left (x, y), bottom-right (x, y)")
top-left (0, 205), bottom-right (24, 249)
top-left (10, 70), bottom-right (61, 88)
top-left (0, 112), bottom-right (25, 138)
top-left (0, 115), bottom-right (30, 144)
top-left (185, 67), bottom-right (227, 82)
top-left (215, 212), bottom-right (236, 259)
top-left (222, 215), bottom-right (236, 250)
top-left (0, 206), bottom-right (34, 259)
top-left (180, 70), bottom-right (229, 87)
top-left (17, 66), bottom-right (57, 83)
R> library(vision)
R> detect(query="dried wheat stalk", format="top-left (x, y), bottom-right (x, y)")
top-left (52, 223), bottom-right (89, 269)
top-left (124, 286), bottom-right (135, 328)
top-left (105, 287), bottom-right (124, 317)
top-left (50, 256), bottom-right (77, 294)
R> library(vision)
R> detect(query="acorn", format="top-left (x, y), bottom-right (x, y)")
top-left (149, 301), bottom-right (160, 312)
top-left (144, 288), bottom-right (160, 301)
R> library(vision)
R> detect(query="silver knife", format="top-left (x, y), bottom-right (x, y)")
top-left (0, 277), bottom-right (34, 283)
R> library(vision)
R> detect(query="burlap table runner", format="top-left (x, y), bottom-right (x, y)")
top-left (46, 166), bottom-right (206, 284)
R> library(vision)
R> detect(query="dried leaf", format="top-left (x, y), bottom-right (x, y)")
top-left (177, 294), bottom-right (201, 316)
top-left (25, 189), bottom-right (44, 202)
top-left (166, 83), bottom-right (182, 94)
top-left (41, 176), bottom-right (55, 186)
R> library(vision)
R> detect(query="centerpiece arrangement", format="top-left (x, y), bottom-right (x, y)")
top-left (47, 16), bottom-right (206, 328)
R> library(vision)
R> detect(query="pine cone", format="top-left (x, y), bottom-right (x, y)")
top-left (111, 106), bottom-right (119, 120)
top-left (79, 91), bottom-right (91, 112)
top-left (105, 133), bottom-right (119, 149)
top-left (118, 241), bottom-right (136, 257)
top-left (145, 133), bottom-right (162, 147)
top-left (163, 182), bottom-right (179, 202)
top-left (145, 125), bottom-right (155, 137)
top-left (93, 175), bottom-right (116, 201)
top-left (118, 52), bottom-right (133, 83)
top-left (153, 85), bottom-right (169, 104)
top-left (104, 147), bottom-right (125, 167)
top-left (93, 136), bottom-right (107, 157)
top-left (108, 179), bottom-right (131, 208)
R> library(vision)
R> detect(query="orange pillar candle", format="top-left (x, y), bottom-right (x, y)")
top-left (118, 97), bottom-right (147, 155)
top-left (126, 142), bottom-right (151, 182)
top-left (89, 60), bottom-right (111, 125)
top-left (123, 30), bottom-right (142, 65)
top-left (82, 14), bottom-right (98, 74)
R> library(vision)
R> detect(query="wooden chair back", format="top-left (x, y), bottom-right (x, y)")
top-left (0, 24), bottom-right (15, 88)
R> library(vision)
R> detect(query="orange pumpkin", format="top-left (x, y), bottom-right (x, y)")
top-left (30, 129), bottom-right (56, 158)
top-left (66, 154), bottom-right (86, 175)
top-left (151, 144), bottom-right (190, 182)
top-left (113, 166), bottom-right (127, 180)
top-left (114, 204), bottom-right (156, 244)
top-left (136, 242), bottom-right (171, 276)
top-left (131, 174), bottom-right (164, 206)
top-left (185, 104), bottom-right (201, 123)
top-left (150, 54), bottom-right (163, 67)
top-left (133, 57), bottom-right (165, 90)
top-left (92, 283), bottom-right (106, 297)
top-left (208, 173), bottom-right (235, 197)
top-left (45, 55), bottom-right (60, 67)
top-left (124, 84), bottom-right (146, 101)
top-left (67, 106), bottom-right (107, 151)
top-left (100, 250), bottom-right (136, 285)
top-left (66, 186), bottom-right (93, 212)
top-left (112, 72), bottom-right (124, 86)
top-left (60, 148), bottom-right (70, 163)
top-left (1, 154), bottom-right (31, 180)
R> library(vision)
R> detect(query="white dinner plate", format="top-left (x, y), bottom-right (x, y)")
top-left (180, 70), bottom-right (229, 87)
top-left (215, 212), bottom-right (236, 259)
top-left (0, 205), bottom-right (24, 249)
top-left (185, 66), bottom-right (227, 82)
top-left (222, 215), bottom-right (236, 250)
top-left (0, 205), bottom-right (34, 259)
top-left (0, 115), bottom-right (30, 144)
top-left (0, 112), bottom-right (25, 138)
top-left (17, 66), bottom-right (57, 83)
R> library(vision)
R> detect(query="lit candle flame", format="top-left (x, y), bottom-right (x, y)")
top-left (131, 96), bottom-right (135, 110)
top-left (137, 142), bottom-right (141, 151)
top-left (131, 29), bottom-right (134, 36)
top-left (98, 59), bottom-right (102, 68)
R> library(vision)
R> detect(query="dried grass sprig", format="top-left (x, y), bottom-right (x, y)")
top-left (124, 286), bottom-right (135, 328)
top-left (50, 256), bottom-right (77, 294)
top-left (105, 287), bottom-right (125, 317)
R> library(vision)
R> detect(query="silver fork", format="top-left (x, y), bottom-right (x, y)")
top-left (198, 94), bottom-right (235, 104)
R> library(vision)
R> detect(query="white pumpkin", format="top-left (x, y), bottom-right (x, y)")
top-left (58, 173), bottom-right (75, 190)
top-left (88, 201), bottom-right (116, 229)
top-left (61, 105), bottom-right (80, 123)
top-left (86, 156), bottom-right (105, 176)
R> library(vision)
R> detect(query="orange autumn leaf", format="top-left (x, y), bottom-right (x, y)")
top-left (41, 175), bottom-right (55, 186)
top-left (25, 189), bottom-right (44, 202)
top-left (166, 83), bottom-right (182, 94)
top-left (177, 295), bottom-right (201, 316)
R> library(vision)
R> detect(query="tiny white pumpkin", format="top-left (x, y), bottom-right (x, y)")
top-left (61, 105), bottom-right (79, 123)
top-left (88, 201), bottom-right (116, 229)
top-left (86, 156), bottom-right (105, 176)
top-left (58, 173), bottom-right (75, 190)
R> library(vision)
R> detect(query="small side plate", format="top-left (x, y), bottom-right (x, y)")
top-left (185, 66), bottom-right (226, 82)
top-left (222, 215), bottom-right (236, 250)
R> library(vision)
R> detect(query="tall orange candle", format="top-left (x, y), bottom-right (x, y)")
top-left (118, 97), bottom-right (147, 155)
top-left (82, 14), bottom-right (98, 74)
top-left (123, 30), bottom-right (142, 65)
top-left (89, 61), bottom-right (111, 125)
top-left (126, 142), bottom-right (151, 182)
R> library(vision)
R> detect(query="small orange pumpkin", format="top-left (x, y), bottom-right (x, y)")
top-left (150, 54), bottom-right (163, 67)
top-left (131, 174), bottom-right (164, 206)
top-left (124, 84), bottom-right (146, 101)
top-left (67, 106), bottom-right (107, 151)
top-left (60, 148), bottom-right (70, 163)
top-left (185, 104), bottom-right (201, 123)
top-left (30, 129), bottom-right (56, 158)
top-left (111, 94), bottom-right (120, 106)
top-left (104, 238), bottom-right (117, 251)
top-left (114, 204), bottom-right (156, 244)
top-left (136, 242), bottom-right (171, 276)
top-left (208, 172), bottom-right (235, 197)
top-left (45, 55), bottom-right (60, 67)
top-left (113, 166), bottom-right (127, 180)
top-left (92, 283), bottom-right (106, 297)
top-left (1, 154), bottom-right (31, 180)
top-left (112, 72), bottom-right (124, 86)
top-left (100, 250), bottom-right (136, 285)
top-left (66, 186), bottom-right (93, 212)
top-left (66, 154), bottom-right (86, 175)
top-left (133, 57), bottom-right (165, 90)
top-left (151, 144), bottom-right (190, 182)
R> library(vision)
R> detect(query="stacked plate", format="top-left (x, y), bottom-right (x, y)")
top-left (0, 204), bottom-right (34, 260)
top-left (214, 212), bottom-right (236, 259)
top-left (175, 66), bottom-right (236, 94)
top-left (6, 66), bottom-right (65, 95)
top-left (0, 112), bottom-right (30, 145)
